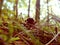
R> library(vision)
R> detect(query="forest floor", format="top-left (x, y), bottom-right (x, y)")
top-left (0, 18), bottom-right (60, 45)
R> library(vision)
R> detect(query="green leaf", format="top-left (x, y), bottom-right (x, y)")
top-left (0, 34), bottom-right (8, 41)
top-left (0, 20), bottom-right (3, 25)
top-left (8, 22), bottom-right (14, 37)
top-left (0, 30), bottom-right (3, 33)
top-left (8, 37), bottom-right (20, 43)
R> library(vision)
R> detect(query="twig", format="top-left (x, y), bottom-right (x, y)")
top-left (45, 32), bottom-right (60, 45)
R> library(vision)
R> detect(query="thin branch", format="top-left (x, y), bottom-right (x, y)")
top-left (45, 32), bottom-right (60, 45)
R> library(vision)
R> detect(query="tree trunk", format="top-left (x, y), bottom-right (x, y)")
top-left (46, 0), bottom-right (49, 26)
top-left (28, 0), bottom-right (31, 18)
top-left (35, 0), bottom-right (40, 23)
top-left (13, 0), bottom-right (18, 19)
top-left (16, 0), bottom-right (18, 19)
top-left (0, 0), bottom-right (3, 17)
